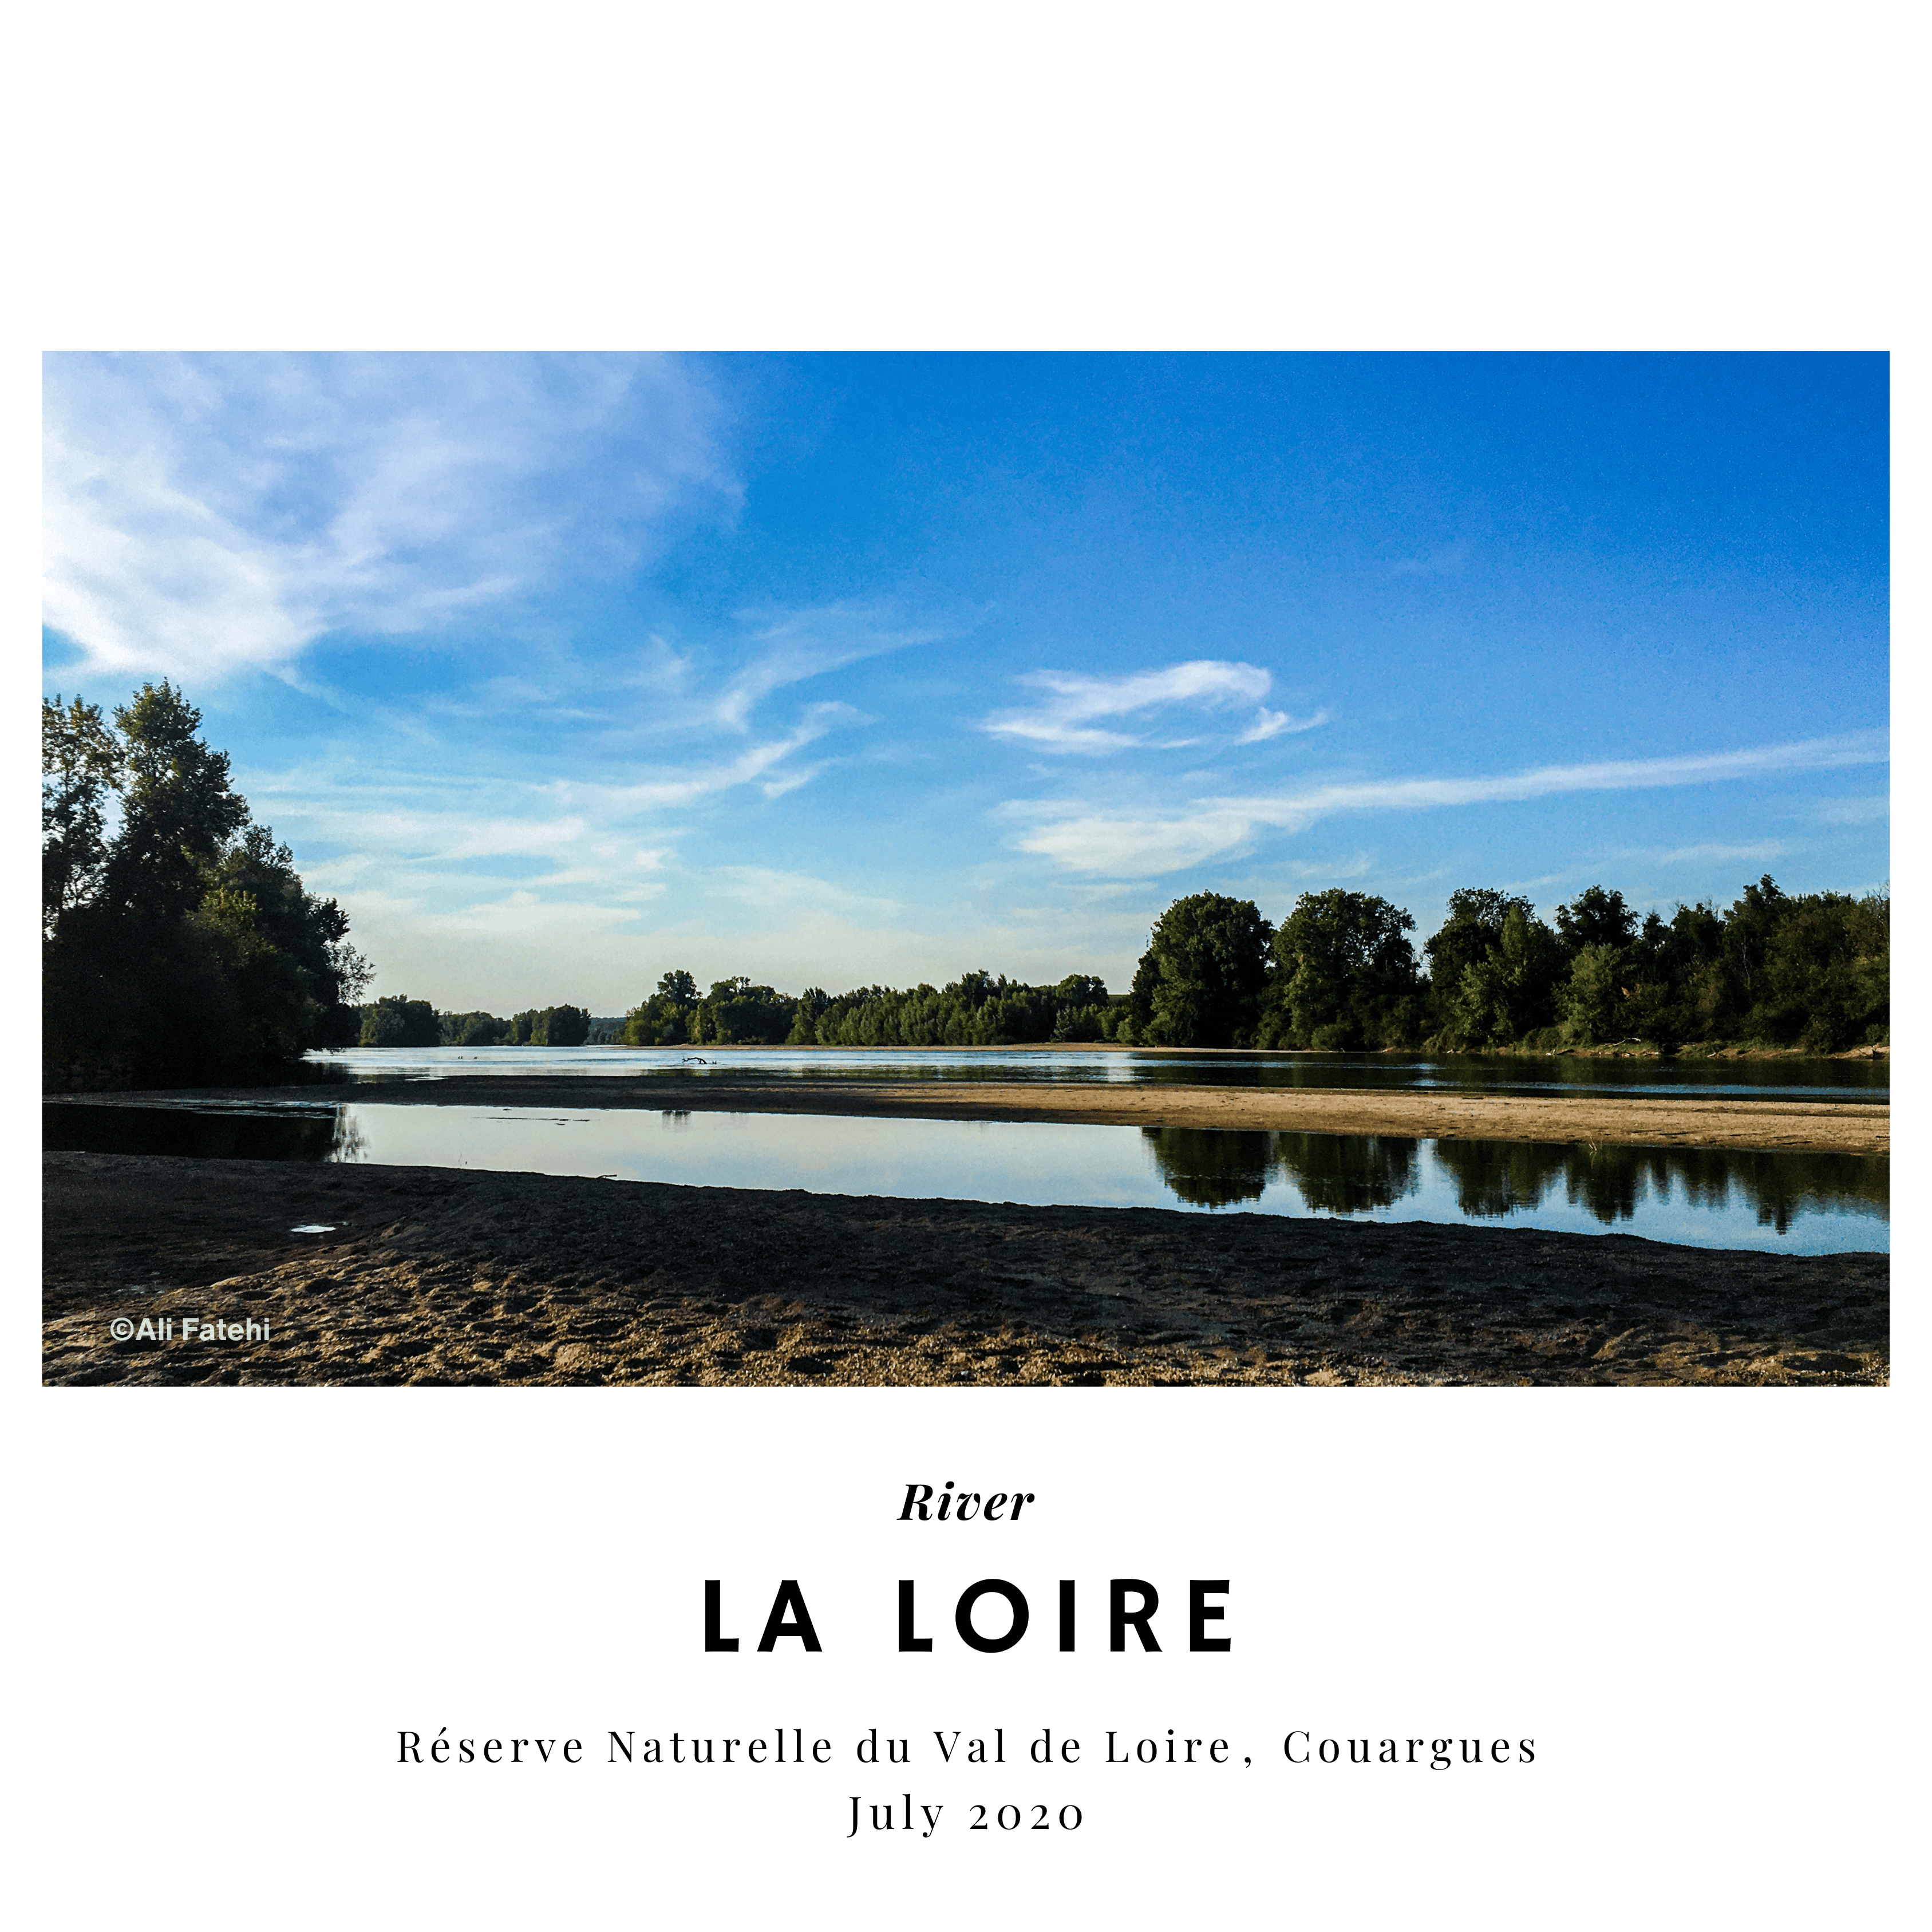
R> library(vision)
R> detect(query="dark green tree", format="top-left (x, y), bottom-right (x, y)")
top-left (1746, 883), bottom-right (1887, 1050)
top-left (1257, 890), bottom-right (1425, 1049)
top-left (44, 683), bottom-right (371, 1089)
top-left (623, 969), bottom-right (700, 1045)
top-left (1437, 902), bottom-right (1564, 1048)
top-left (102, 681), bottom-right (251, 919)
top-left (1554, 885), bottom-right (1637, 957)
top-left (1424, 888), bottom-right (1534, 996)
top-left (535, 1003), bottom-right (592, 1046)
top-left (695, 978), bottom-right (796, 1045)
top-left (440, 1010), bottom-right (511, 1045)
top-left (1127, 894), bottom-right (1273, 1048)
top-left (360, 996), bottom-right (440, 1047)
top-left (42, 696), bottom-right (121, 933)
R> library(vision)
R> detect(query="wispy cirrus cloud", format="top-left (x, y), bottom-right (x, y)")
top-left (567, 703), bottom-right (860, 810)
top-left (1010, 730), bottom-right (1890, 876)
top-left (42, 351), bottom-right (735, 682)
top-left (1622, 841), bottom-right (1789, 868)
top-left (982, 659), bottom-right (1322, 754)
top-left (712, 603), bottom-right (941, 732)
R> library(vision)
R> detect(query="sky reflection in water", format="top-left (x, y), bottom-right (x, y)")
top-left (48, 1101), bottom-right (1886, 1255)
top-left (304, 1045), bottom-right (1888, 1104)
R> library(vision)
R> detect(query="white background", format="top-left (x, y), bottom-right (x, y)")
top-left (9, 5), bottom-right (1919, 1926)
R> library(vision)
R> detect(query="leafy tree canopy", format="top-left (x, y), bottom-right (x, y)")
top-left (1554, 885), bottom-right (1637, 956)
top-left (1128, 893), bottom-right (1274, 1049)
top-left (44, 683), bottom-right (370, 1089)
top-left (1259, 890), bottom-right (1424, 1049)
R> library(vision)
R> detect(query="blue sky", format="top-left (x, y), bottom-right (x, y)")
top-left (42, 352), bottom-right (1888, 1012)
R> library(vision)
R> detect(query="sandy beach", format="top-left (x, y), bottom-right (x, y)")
top-left (42, 1148), bottom-right (1887, 1388)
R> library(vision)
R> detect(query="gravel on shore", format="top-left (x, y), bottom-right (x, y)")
top-left (43, 1152), bottom-right (1888, 1388)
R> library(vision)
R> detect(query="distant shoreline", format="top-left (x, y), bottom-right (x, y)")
top-left (565, 1038), bottom-right (1890, 1062)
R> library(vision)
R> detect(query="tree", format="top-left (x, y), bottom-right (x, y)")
top-left (1554, 885), bottom-right (1637, 957)
top-left (206, 825), bottom-right (368, 1050)
top-left (102, 681), bottom-right (251, 920)
top-left (42, 696), bottom-right (120, 933)
top-left (1747, 884), bottom-right (1887, 1050)
top-left (1423, 889), bottom-right (1564, 1047)
top-left (1127, 895), bottom-right (1273, 1048)
top-left (1432, 899), bottom-right (1564, 1049)
top-left (1556, 944), bottom-right (1625, 1045)
top-left (1424, 888), bottom-right (1534, 997)
top-left (1258, 890), bottom-right (1425, 1049)
top-left (695, 979), bottom-right (795, 1046)
top-left (44, 683), bottom-right (372, 1089)
top-left (1720, 872), bottom-right (1796, 1020)
top-left (535, 1004), bottom-right (592, 1046)
top-left (361, 997), bottom-right (440, 1047)
top-left (440, 1010), bottom-right (511, 1045)
top-left (624, 969), bottom-right (700, 1045)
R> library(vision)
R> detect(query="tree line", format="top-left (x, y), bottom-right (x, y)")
top-left (44, 683), bottom-right (370, 1089)
top-left (613, 876), bottom-right (1886, 1056)
top-left (618, 969), bottom-right (1119, 1048)
top-left (1126, 882), bottom-right (1888, 1054)
top-left (359, 998), bottom-right (595, 1048)
top-left (46, 689), bottom-right (1881, 1080)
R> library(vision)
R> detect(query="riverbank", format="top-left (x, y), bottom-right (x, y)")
top-left (42, 1153), bottom-right (1887, 1388)
top-left (56, 1076), bottom-right (1889, 1155)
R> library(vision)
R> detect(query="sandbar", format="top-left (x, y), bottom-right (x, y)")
top-left (100, 1073), bottom-right (1890, 1156)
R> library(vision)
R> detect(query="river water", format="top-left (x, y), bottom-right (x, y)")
top-left (301, 1042), bottom-right (1889, 1102)
top-left (45, 1098), bottom-right (1887, 1255)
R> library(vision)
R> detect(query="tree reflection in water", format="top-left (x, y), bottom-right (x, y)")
top-left (1139, 1127), bottom-right (1276, 1207)
top-left (1660, 1143), bottom-right (1888, 1235)
top-left (41, 1102), bottom-right (342, 1163)
top-left (1427, 1137), bottom-right (1888, 1232)
top-left (1430, 1139), bottom-right (1571, 1219)
top-left (1141, 1128), bottom-right (1424, 1211)
top-left (1267, 1133), bottom-right (1420, 1211)
top-left (44, 1102), bottom-right (1886, 1245)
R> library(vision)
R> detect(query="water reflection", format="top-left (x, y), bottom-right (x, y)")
top-left (44, 1101), bottom-right (344, 1163)
top-left (44, 1101), bottom-right (1888, 1255)
top-left (1262, 1132), bottom-right (1420, 1213)
top-left (1140, 1128), bottom-right (1277, 1208)
top-left (1432, 1139), bottom-right (1575, 1220)
top-left (307, 1044), bottom-right (1888, 1104)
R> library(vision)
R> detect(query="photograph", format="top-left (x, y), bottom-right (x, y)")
top-left (17, 13), bottom-right (1917, 1927)
top-left (42, 351), bottom-right (1888, 1390)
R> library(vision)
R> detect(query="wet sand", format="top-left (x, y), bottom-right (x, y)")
top-left (74, 1074), bottom-right (1890, 1155)
top-left (43, 1153), bottom-right (1887, 1388)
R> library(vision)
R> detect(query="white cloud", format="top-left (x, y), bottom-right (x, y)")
top-left (570, 704), bottom-right (858, 811)
top-left (982, 658), bottom-right (1313, 754)
top-left (1238, 705), bottom-right (1328, 744)
top-left (42, 352), bottom-right (734, 681)
top-left (1010, 730), bottom-right (1890, 876)
top-left (1017, 807), bottom-right (1263, 875)
top-left (709, 866), bottom-right (903, 921)
top-left (712, 603), bottom-right (939, 732)
top-left (1630, 841), bottom-right (1789, 868)
top-left (435, 893), bottom-right (649, 939)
